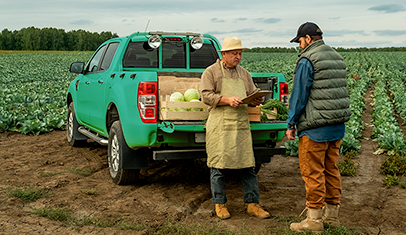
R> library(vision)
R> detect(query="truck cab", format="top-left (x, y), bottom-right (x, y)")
top-left (67, 31), bottom-right (288, 185)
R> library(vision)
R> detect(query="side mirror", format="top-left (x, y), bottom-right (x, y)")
top-left (69, 62), bottom-right (85, 74)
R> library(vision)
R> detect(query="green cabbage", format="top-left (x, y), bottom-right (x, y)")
top-left (169, 92), bottom-right (185, 102)
top-left (190, 99), bottom-right (202, 111)
top-left (184, 89), bottom-right (200, 102)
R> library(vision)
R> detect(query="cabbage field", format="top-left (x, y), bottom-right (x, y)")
top-left (1, 50), bottom-right (406, 158)
top-left (0, 52), bottom-right (92, 135)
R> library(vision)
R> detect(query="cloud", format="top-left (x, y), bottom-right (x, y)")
top-left (324, 30), bottom-right (369, 37)
top-left (210, 18), bottom-right (225, 23)
top-left (368, 4), bottom-right (406, 13)
top-left (373, 30), bottom-right (406, 36)
top-left (233, 17), bottom-right (248, 23)
top-left (230, 28), bottom-right (263, 34)
top-left (69, 20), bottom-right (94, 26)
top-left (329, 17), bottom-right (341, 20)
top-left (254, 18), bottom-right (281, 24)
top-left (328, 39), bottom-right (394, 48)
top-left (206, 28), bottom-right (262, 35)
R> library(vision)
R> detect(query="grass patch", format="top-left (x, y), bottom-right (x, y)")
top-left (380, 152), bottom-right (406, 175)
top-left (380, 152), bottom-right (406, 189)
top-left (29, 207), bottom-right (364, 234)
top-left (338, 150), bottom-right (359, 176)
top-left (271, 225), bottom-right (362, 235)
top-left (153, 218), bottom-right (238, 235)
top-left (30, 206), bottom-right (147, 230)
top-left (271, 214), bottom-right (297, 226)
top-left (69, 167), bottom-right (94, 177)
top-left (31, 206), bottom-right (72, 222)
top-left (81, 189), bottom-right (97, 195)
top-left (5, 185), bottom-right (51, 202)
top-left (382, 175), bottom-right (400, 188)
top-left (39, 171), bottom-right (61, 177)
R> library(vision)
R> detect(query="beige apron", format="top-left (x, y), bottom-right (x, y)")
top-left (206, 65), bottom-right (255, 169)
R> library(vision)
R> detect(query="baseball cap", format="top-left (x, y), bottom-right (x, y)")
top-left (290, 22), bottom-right (323, 43)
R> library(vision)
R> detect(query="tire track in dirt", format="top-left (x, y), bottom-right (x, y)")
top-left (1, 124), bottom-right (406, 234)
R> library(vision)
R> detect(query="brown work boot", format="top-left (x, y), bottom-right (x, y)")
top-left (290, 208), bottom-right (324, 233)
top-left (247, 203), bottom-right (270, 219)
top-left (322, 202), bottom-right (340, 227)
top-left (215, 203), bottom-right (231, 220)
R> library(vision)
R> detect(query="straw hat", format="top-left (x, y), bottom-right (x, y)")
top-left (218, 37), bottom-right (247, 52)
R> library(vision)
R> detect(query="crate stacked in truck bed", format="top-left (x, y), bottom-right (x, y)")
top-left (159, 95), bottom-right (209, 121)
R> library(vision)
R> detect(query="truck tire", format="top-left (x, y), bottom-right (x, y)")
top-left (108, 121), bottom-right (140, 185)
top-left (67, 103), bottom-right (88, 147)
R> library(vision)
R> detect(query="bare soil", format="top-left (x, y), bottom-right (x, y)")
top-left (0, 88), bottom-right (405, 235)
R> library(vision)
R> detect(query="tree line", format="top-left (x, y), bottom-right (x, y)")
top-left (1, 27), bottom-right (405, 52)
top-left (0, 27), bottom-right (118, 51)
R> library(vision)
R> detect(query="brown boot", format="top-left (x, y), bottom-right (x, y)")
top-left (290, 208), bottom-right (324, 233)
top-left (322, 202), bottom-right (340, 227)
top-left (215, 203), bottom-right (231, 220)
top-left (247, 203), bottom-right (270, 219)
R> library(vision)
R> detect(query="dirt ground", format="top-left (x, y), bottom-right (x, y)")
top-left (0, 88), bottom-right (405, 235)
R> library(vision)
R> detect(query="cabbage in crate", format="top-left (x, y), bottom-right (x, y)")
top-left (184, 88), bottom-right (200, 102)
top-left (190, 99), bottom-right (203, 111)
top-left (169, 92), bottom-right (186, 111)
top-left (169, 92), bottom-right (185, 102)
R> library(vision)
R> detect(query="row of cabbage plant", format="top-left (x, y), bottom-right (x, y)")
top-left (370, 69), bottom-right (406, 155)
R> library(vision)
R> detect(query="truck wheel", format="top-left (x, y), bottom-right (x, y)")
top-left (67, 103), bottom-right (88, 147)
top-left (254, 164), bottom-right (262, 174)
top-left (108, 121), bottom-right (140, 185)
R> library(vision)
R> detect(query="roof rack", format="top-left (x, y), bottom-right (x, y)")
top-left (148, 31), bottom-right (202, 37)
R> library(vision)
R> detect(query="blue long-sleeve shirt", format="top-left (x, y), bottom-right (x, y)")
top-left (286, 58), bottom-right (345, 142)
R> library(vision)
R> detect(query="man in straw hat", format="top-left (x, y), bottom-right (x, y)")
top-left (201, 37), bottom-right (270, 220)
top-left (287, 22), bottom-right (350, 233)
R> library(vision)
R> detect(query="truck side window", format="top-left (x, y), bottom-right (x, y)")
top-left (162, 41), bottom-right (186, 68)
top-left (86, 44), bottom-right (107, 73)
top-left (100, 42), bottom-right (119, 71)
top-left (190, 43), bottom-right (219, 68)
top-left (123, 42), bottom-right (158, 68)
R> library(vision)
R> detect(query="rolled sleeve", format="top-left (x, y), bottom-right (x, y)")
top-left (201, 66), bottom-right (222, 111)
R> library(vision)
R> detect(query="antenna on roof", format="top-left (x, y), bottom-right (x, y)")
top-left (144, 20), bottom-right (150, 33)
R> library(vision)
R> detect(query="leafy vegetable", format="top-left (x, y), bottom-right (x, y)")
top-left (184, 88), bottom-right (200, 102)
top-left (169, 92), bottom-right (185, 102)
top-left (260, 99), bottom-right (288, 121)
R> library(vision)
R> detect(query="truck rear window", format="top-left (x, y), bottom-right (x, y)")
top-left (123, 40), bottom-right (218, 69)
top-left (123, 42), bottom-right (158, 68)
top-left (190, 42), bottom-right (218, 68)
top-left (162, 41), bottom-right (186, 68)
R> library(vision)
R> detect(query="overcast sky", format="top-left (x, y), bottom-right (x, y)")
top-left (1, 0), bottom-right (405, 48)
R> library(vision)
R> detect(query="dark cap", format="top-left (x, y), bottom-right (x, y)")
top-left (290, 22), bottom-right (323, 43)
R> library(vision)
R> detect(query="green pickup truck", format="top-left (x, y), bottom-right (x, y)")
top-left (67, 31), bottom-right (288, 185)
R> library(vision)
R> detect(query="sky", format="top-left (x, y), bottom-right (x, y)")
top-left (1, 0), bottom-right (406, 49)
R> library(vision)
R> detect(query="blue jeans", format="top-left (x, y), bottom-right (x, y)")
top-left (210, 167), bottom-right (260, 204)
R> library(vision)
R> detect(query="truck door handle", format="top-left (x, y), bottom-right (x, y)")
top-left (98, 80), bottom-right (104, 84)
top-left (85, 81), bottom-right (90, 85)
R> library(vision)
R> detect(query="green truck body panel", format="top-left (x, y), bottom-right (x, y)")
top-left (67, 31), bottom-right (287, 164)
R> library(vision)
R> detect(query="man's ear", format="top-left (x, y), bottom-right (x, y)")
top-left (305, 35), bottom-right (312, 44)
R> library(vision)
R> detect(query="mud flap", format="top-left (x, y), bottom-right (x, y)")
top-left (122, 147), bottom-right (150, 169)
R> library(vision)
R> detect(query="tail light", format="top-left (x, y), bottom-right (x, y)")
top-left (138, 82), bottom-right (157, 123)
top-left (279, 82), bottom-right (289, 106)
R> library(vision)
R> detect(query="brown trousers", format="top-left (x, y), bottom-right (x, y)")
top-left (299, 135), bottom-right (342, 209)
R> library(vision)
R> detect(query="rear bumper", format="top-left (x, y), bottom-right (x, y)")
top-left (152, 146), bottom-right (286, 164)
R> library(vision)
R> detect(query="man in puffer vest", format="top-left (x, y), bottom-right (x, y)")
top-left (286, 22), bottom-right (351, 233)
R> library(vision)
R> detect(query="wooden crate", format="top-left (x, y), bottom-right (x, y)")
top-left (248, 107), bottom-right (261, 122)
top-left (159, 96), bottom-right (209, 121)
